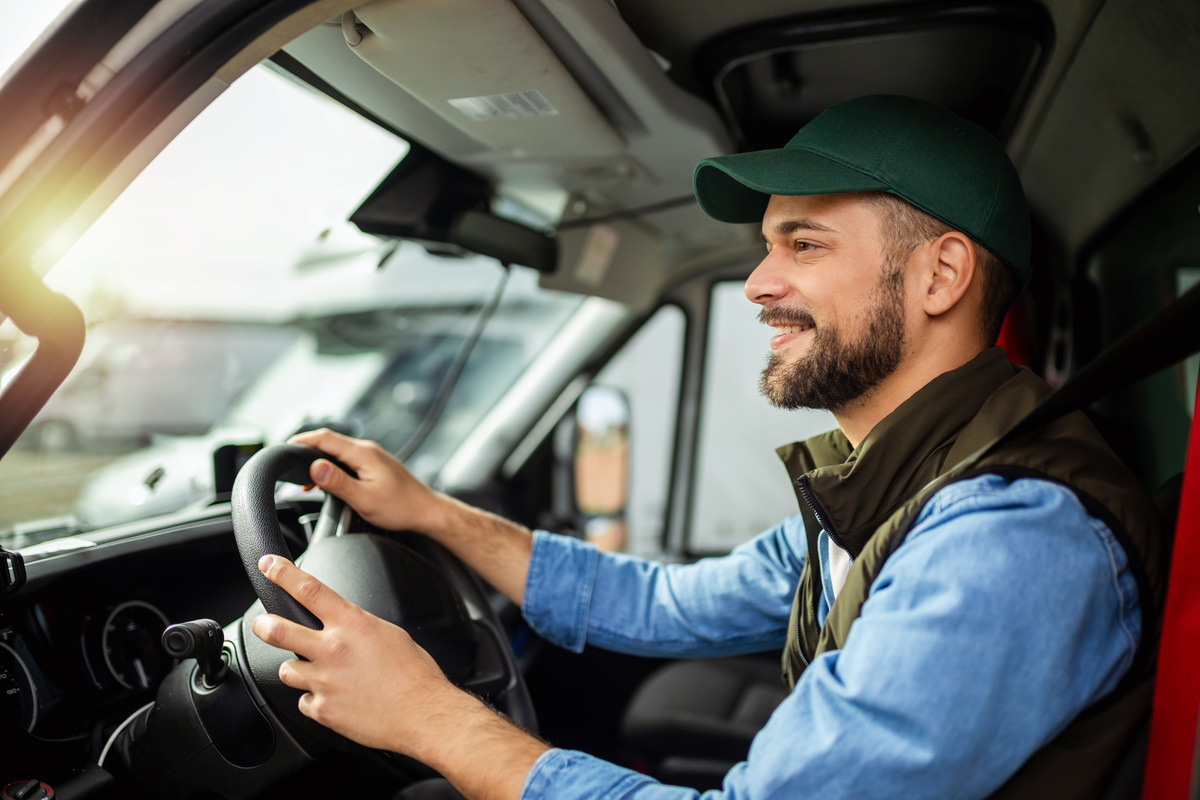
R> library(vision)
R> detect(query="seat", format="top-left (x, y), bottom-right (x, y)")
top-left (621, 653), bottom-right (785, 788)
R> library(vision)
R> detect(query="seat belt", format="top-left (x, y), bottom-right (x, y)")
top-left (1036, 276), bottom-right (1200, 800)
top-left (1142, 371), bottom-right (1200, 800)
top-left (1000, 281), bottom-right (1199, 448)
top-left (978, 281), bottom-right (1200, 798)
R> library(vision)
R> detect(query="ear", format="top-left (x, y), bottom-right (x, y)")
top-left (919, 231), bottom-right (977, 318)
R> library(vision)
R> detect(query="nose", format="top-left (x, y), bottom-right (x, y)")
top-left (744, 248), bottom-right (791, 306)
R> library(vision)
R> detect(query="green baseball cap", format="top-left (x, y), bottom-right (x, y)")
top-left (693, 95), bottom-right (1031, 288)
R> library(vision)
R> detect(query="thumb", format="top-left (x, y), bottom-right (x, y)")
top-left (311, 458), bottom-right (354, 498)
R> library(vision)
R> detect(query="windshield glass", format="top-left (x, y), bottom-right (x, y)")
top-left (0, 62), bottom-right (581, 543)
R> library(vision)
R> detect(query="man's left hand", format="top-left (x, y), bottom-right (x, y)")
top-left (250, 554), bottom-right (549, 800)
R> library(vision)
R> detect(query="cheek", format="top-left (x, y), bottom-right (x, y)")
top-left (827, 287), bottom-right (873, 328)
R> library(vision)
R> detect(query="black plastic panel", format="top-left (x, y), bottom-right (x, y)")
top-left (698, 3), bottom-right (1052, 150)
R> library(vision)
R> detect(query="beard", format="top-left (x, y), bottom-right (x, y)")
top-left (758, 262), bottom-right (907, 412)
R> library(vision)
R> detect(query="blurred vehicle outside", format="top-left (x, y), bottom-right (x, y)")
top-left (12, 319), bottom-right (298, 453)
top-left (71, 292), bottom-right (578, 529)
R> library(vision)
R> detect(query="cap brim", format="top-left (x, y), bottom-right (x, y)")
top-left (694, 148), bottom-right (890, 224)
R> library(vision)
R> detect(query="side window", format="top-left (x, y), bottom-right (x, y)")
top-left (592, 305), bottom-right (685, 557)
top-left (689, 282), bottom-right (836, 553)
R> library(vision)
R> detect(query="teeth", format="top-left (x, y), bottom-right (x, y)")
top-left (773, 324), bottom-right (813, 335)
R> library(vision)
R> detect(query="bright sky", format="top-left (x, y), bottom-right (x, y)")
top-left (0, 1), bottom-right (527, 323)
top-left (44, 62), bottom-right (415, 319)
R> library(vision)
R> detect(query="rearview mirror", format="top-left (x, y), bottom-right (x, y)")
top-left (349, 144), bottom-right (556, 272)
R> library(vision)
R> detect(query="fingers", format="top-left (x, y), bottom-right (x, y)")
top-left (277, 657), bottom-right (316, 691)
top-left (257, 554), bottom-right (351, 624)
top-left (288, 428), bottom-right (425, 533)
top-left (251, 611), bottom-right (324, 655)
top-left (289, 429), bottom-right (370, 471)
top-left (288, 429), bottom-right (376, 503)
top-left (276, 660), bottom-right (323, 725)
top-left (309, 457), bottom-right (356, 501)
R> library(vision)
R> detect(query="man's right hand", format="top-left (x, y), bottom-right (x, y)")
top-left (288, 428), bottom-right (446, 535)
top-left (287, 428), bottom-right (534, 606)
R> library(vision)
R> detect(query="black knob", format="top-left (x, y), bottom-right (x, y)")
top-left (162, 619), bottom-right (227, 687)
top-left (2, 780), bottom-right (53, 800)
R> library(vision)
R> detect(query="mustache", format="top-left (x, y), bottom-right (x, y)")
top-left (757, 306), bottom-right (815, 328)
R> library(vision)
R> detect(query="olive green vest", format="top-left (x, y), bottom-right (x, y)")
top-left (778, 347), bottom-right (1164, 799)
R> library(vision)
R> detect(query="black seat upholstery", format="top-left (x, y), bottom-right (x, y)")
top-left (621, 655), bottom-right (785, 763)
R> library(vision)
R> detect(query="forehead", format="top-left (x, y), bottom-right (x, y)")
top-left (761, 193), bottom-right (885, 239)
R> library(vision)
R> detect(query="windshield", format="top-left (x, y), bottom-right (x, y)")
top-left (0, 61), bottom-right (581, 543)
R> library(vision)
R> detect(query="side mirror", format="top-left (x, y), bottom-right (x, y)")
top-left (572, 385), bottom-right (629, 552)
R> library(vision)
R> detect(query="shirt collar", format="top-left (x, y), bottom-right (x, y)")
top-left (776, 346), bottom-right (1019, 555)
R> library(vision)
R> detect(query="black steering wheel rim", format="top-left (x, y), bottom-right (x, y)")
top-left (231, 443), bottom-right (338, 630)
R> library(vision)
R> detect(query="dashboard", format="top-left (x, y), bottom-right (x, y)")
top-left (2, 595), bottom-right (175, 737)
top-left (1, 489), bottom-right (534, 800)
top-left (0, 500), bottom-right (315, 782)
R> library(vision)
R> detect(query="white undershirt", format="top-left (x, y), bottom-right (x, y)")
top-left (829, 538), bottom-right (851, 598)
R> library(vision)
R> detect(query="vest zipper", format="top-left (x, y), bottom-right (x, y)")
top-left (793, 604), bottom-right (810, 668)
top-left (796, 474), bottom-right (845, 550)
top-left (794, 473), bottom-right (841, 671)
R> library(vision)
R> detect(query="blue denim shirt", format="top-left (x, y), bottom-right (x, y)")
top-left (520, 474), bottom-right (1142, 799)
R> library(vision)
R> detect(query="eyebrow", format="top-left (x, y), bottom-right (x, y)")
top-left (761, 218), bottom-right (839, 242)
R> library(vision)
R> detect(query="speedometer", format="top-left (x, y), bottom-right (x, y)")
top-left (0, 641), bottom-right (38, 732)
top-left (101, 601), bottom-right (174, 691)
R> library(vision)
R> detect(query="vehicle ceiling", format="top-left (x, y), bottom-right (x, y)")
top-left (269, 0), bottom-right (1200, 309)
top-left (4, 0), bottom-right (1196, 322)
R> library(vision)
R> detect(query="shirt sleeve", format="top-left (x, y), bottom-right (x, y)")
top-left (521, 515), bottom-right (806, 656)
top-left (520, 475), bottom-right (1143, 800)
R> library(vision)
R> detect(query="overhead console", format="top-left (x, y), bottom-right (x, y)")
top-left (281, 0), bottom-right (730, 212)
top-left (349, 0), bottom-right (625, 161)
top-left (277, 0), bottom-right (735, 305)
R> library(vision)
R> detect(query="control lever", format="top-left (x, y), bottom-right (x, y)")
top-left (1, 780), bottom-right (53, 800)
top-left (162, 619), bottom-right (227, 688)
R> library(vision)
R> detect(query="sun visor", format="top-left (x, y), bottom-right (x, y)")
top-left (347, 0), bottom-right (625, 160)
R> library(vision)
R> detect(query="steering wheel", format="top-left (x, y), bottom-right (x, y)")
top-left (230, 443), bottom-right (340, 630)
top-left (107, 444), bottom-right (535, 797)
top-left (230, 443), bottom-right (486, 730)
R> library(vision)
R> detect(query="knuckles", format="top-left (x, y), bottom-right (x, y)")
top-left (324, 636), bottom-right (351, 663)
top-left (253, 615), bottom-right (280, 644)
top-left (295, 578), bottom-right (324, 604)
top-left (343, 607), bottom-right (377, 639)
top-left (303, 693), bottom-right (329, 724)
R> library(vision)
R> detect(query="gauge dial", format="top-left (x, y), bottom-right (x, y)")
top-left (0, 641), bottom-right (38, 732)
top-left (101, 601), bottom-right (174, 690)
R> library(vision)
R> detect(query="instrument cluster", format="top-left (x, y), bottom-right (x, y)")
top-left (1, 593), bottom-right (176, 739)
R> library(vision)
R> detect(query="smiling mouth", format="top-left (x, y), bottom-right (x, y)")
top-left (773, 323), bottom-right (814, 335)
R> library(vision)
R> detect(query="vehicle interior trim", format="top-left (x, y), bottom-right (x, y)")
top-left (438, 298), bottom-right (629, 490)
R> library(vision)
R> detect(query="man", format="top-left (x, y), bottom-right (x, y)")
top-left (251, 96), bottom-right (1161, 799)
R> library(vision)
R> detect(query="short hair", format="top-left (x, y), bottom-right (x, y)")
top-left (862, 191), bottom-right (1016, 345)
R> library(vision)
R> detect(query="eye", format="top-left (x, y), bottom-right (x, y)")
top-left (793, 240), bottom-right (816, 253)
